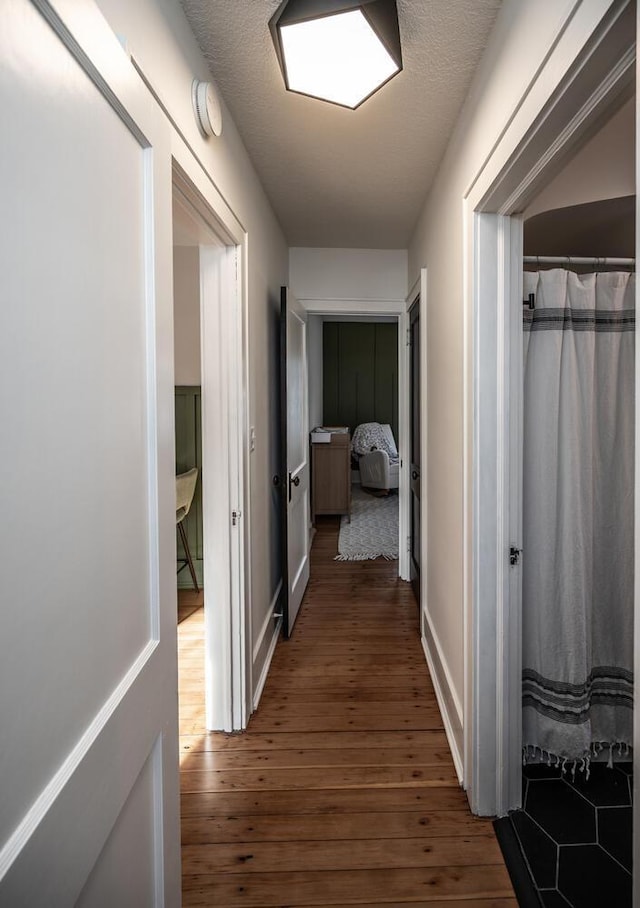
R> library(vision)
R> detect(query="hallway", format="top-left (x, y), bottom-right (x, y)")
top-left (178, 518), bottom-right (516, 906)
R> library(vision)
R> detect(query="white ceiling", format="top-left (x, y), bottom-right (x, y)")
top-left (181, 0), bottom-right (502, 249)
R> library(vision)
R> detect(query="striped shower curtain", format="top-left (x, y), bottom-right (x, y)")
top-left (522, 269), bottom-right (634, 771)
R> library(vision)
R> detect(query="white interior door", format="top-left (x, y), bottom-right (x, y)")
top-left (280, 287), bottom-right (310, 636)
top-left (0, 2), bottom-right (180, 903)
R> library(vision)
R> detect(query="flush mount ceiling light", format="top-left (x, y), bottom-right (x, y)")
top-left (269, 0), bottom-right (402, 110)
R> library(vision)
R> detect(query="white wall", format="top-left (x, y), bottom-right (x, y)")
top-left (291, 247), bottom-right (408, 303)
top-left (525, 95), bottom-right (635, 219)
top-left (407, 0), bottom-right (621, 770)
top-left (173, 246), bottom-right (201, 386)
top-left (95, 0), bottom-right (289, 697)
top-left (291, 247), bottom-right (407, 438)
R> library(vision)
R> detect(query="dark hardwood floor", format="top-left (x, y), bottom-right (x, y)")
top-left (178, 517), bottom-right (516, 906)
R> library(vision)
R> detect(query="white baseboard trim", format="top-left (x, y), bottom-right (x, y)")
top-left (252, 581), bottom-right (283, 711)
top-left (252, 582), bottom-right (281, 663)
top-left (421, 614), bottom-right (464, 785)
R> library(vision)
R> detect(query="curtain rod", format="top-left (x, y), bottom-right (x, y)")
top-left (524, 255), bottom-right (635, 266)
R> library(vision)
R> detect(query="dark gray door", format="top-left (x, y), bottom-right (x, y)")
top-left (279, 287), bottom-right (310, 637)
top-left (409, 298), bottom-right (420, 605)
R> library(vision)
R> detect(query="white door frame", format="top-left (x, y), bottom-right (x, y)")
top-left (463, 0), bottom-right (636, 819)
top-left (302, 298), bottom-right (409, 580)
top-left (172, 160), bottom-right (252, 732)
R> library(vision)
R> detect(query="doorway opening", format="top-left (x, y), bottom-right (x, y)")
top-left (172, 190), bottom-right (207, 755)
top-left (497, 95), bottom-right (636, 905)
top-left (323, 317), bottom-right (399, 561)
top-left (465, 0), bottom-right (636, 842)
top-left (305, 310), bottom-right (410, 584)
top-left (171, 162), bottom-right (250, 738)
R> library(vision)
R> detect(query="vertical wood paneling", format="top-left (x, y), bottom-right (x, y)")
top-left (374, 322), bottom-right (398, 433)
top-left (322, 322), bottom-right (340, 426)
top-left (323, 322), bottom-right (398, 438)
top-left (340, 322), bottom-right (376, 431)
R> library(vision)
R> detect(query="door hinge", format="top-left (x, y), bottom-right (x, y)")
top-left (232, 509), bottom-right (242, 526)
top-left (406, 328), bottom-right (411, 346)
top-left (407, 535), bottom-right (411, 552)
top-left (509, 545), bottom-right (522, 566)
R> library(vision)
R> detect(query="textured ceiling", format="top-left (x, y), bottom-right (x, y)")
top-left (181, 0), bottom-right (502, 248)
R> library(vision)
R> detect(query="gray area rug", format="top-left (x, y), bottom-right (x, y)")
top-left (335, 485), bottom-right (399, 561)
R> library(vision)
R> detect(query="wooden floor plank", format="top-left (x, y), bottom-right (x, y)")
top-left (180, 685), bottom-right (436, 702)
top-left (182, 865), bottom-right (515, 906)
top-left (180, 809), bottom-right (495, 845)
top-left (180, 786), bottom-right (474, 818)
top-left (180, 743), bottom-right (453, 772)
top-left (179, 764), bottom-right (458, 794)
top-left (182, 834), bottom-right (504, 875)
top-left (244, 713), bottom-right (445, 733)
top-left (180, 729), bottom-right (448, 755)
top-left (177, 518), bottom-right (514, 905)
top-left (245, 701), bottom-right (440, 717)
top-left (255, 903), bottom-right (519, 908)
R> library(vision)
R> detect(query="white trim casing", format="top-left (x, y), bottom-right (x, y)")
top-left (200, 243), bottom-right (235, 732)
top-left (302, 298), bottom-right (405, 316)
top-left (172, 156), bottom-right (252, 733)
top-left (504, 217), bottom-right (524, 814)
top-left (301, 296), bottom-right (408, 585)
top-left (238, 240), bottom-right (254, 720)
top-left (634, 4), bottom-right (640, 894)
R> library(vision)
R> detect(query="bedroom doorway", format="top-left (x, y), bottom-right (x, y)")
top-left (306, 310), bottom-right (408, 581)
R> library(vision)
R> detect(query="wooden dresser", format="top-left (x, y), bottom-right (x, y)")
top-left (311, 428), bottom-right (351, 523)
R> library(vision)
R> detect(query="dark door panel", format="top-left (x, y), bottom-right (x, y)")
top-left (409, 298), bottom-right (421, 605)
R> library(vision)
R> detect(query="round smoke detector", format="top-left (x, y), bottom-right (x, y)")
top-left (192, 80), bottom-right (223, 138)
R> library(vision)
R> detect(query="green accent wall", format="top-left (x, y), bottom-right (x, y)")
top-left (175, 386), bottom-right (203, 588)
top-left (323, 322), bottom-right (398, 439)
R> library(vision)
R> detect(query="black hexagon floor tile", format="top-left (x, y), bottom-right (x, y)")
top-left (566, 763), bottom-right (631, 807)
top-left (539, 890), bottom-right (572, 908)
top-left (498, 767), bottom-right (633, 908)
top-left (511, 809), bottom-right (558, 889)
top-left (598, 805), bottom-right (632, 872)
top-left (558, 844), bottom-right (631, 907)
top-left (525, 779), bottom-right (596, 844)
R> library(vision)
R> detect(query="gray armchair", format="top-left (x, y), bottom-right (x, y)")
top-left (352, 423), bottom-right (400, 492)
